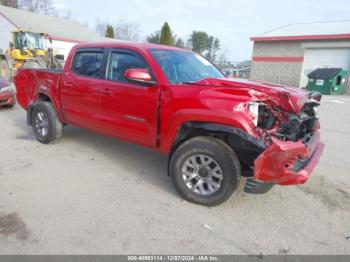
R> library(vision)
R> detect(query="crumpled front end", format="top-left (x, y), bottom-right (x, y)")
top-left (247, 91), bottom-right (324, 187)
top-left (254, 132), bottom-right (324, 185)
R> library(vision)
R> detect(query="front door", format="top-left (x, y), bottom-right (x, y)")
top-left (98, 49), bottom-right (160, 147)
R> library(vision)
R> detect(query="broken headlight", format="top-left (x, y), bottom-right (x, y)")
top-left (249, 102), bottom-right (276, 130)
top-left (248, 102), bottom-right (260, 126)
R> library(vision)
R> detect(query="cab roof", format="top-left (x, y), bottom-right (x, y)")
top-left (74, 40), bottom-right (187, 53)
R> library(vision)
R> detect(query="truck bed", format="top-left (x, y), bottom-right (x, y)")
top-left (15, 69), bottom-right (62, 110)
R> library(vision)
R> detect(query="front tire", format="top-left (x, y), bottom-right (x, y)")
top-left (170, 136), bottom-right (241, 206)
top-left (31, 102), bottom-right (63, 144)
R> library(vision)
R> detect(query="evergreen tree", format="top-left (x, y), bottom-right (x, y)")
top-left (160, 22), bottom-right (174, 46)
top-left (188, 31), bottom-right (221, 61)
top-left (188, 31), bottom-right (209, 55)
top-left (147, 31), bottom-right (161, 44)
top-left (105, 25), bottom-right (115, 39)
top-left (175, 38), bottom-right (185, 48)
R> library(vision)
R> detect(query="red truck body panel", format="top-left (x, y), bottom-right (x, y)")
top-left (14, 41), bottom-right (324, 186)
top-left (254, 131), bottom-right (325, 185)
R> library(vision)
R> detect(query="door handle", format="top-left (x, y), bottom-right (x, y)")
top-left (100, 88), bottom-right (113, 96)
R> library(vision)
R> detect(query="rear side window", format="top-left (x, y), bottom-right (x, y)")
top-left (72, 51), bottom-right (104, 78)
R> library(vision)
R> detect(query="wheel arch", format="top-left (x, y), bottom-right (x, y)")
top-left (38, 93), bottom-right (52, 102)
top-left (167, 122), bottom-right (267, 175)
top-left (27, 93), bottom-right (62, 126)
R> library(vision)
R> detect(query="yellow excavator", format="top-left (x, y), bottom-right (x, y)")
top-left (0, 30), bottom-right (63, 81)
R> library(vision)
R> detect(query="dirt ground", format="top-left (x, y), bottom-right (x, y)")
top-left (0, 95), bottom-right (350, 255)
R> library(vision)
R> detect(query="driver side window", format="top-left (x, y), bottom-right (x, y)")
top-left (107, 52), bottom-right (149, 82)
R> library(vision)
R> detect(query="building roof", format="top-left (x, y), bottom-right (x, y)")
top-left (308, 68), bottom-right (342, 79)
top-left (251, 20), bottom-right (350, 42)
top-left (0, 5), bottom-right (102, 42)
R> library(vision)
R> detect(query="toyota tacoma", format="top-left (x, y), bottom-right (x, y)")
top-left (14, 42), bottom-right (324, 206)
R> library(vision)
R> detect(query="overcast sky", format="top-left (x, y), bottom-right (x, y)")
top-left (54, 0), bottom-right (350, 61)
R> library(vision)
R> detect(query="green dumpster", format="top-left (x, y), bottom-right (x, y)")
top-left (306, 68), bottom-right (349, 95)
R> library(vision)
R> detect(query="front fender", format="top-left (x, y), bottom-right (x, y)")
top-left (159, 108), bottom-right (257, 154)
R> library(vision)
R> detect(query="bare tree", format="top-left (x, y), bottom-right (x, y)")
top-left (114, 19), bottom-right (140, 42)
top-left (95, 19), bottom-right (140, 42)
top-left (19, 0), bottom-right (55, 14)
top-left (61, 10), bottom-right (72, 20)
top-left (0, 0), bottom-right (19, 8)
top-left (217, 50), bottom-right (230, 67)
top-left (95, 19), bottom-right (109, 37)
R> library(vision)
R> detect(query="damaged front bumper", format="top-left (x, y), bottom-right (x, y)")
top-left (253, 131), bottom-right (324, 186)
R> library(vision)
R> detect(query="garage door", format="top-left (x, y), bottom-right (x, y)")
top-left (301, 48), bottom-right (350, 87)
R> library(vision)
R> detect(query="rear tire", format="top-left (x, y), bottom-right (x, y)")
top-left (31, 102), bottom-right (63, 144)
top-left (170, 136), bottom-right (241, 206)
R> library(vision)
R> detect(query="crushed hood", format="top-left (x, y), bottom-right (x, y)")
top-left (193, 78), bottom-right (321, 113)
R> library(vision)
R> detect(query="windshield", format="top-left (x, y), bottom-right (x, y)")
top-left (26, 33), bottom-right (44, 49)
top-left (150, 49), bottom-right (224, 84)
top-left (15, 32), bottom-right (44, 50)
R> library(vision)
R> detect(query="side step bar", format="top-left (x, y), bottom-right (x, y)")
top-left (244, 178), bottom-right (275, 194)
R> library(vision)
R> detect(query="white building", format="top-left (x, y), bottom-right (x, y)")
top-left (250, 20), bottom-right (350, 88)
top-left (0, 5), bottom-right (103, 60)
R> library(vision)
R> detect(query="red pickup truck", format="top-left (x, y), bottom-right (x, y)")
top-left (14, 42), bottom-right (324, 206)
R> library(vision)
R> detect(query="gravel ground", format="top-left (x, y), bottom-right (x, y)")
top-left (0, 95), bottom-right (350, 255)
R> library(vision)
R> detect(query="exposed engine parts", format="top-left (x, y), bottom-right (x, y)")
top-left (254, 101), bottom-right (320, 143)
top-left (257, 105), bottom-right (276, 130)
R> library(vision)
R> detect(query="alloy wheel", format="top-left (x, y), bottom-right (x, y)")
top-left (181, 154), bottom-right (223, 196)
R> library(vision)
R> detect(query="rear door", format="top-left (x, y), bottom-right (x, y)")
top-left (98, 49), bottom-right (160, 147)
top-left (60, 48), bottom-right (107, 130)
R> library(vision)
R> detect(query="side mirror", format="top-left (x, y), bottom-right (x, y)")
top-left (124, 69), bottom-right (155, 86)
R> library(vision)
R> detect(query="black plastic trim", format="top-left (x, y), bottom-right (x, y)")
top-left (244, 178), bottom-right (274, 194)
